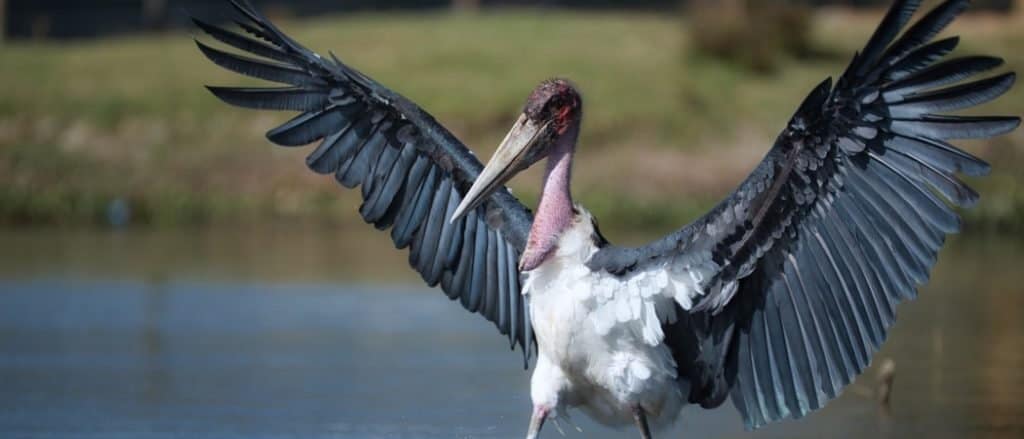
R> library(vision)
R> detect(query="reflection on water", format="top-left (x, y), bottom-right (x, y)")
top-left (0, 227), bottom-right (1022, 438)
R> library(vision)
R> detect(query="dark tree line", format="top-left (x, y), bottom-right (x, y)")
top-left (3, 0), bottom-right (1015, 40)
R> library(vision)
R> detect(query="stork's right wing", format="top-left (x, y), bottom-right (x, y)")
top-left (194, 1), bottom-right (536, 363)
top-left (587, 0), bottom-right (1018, 428)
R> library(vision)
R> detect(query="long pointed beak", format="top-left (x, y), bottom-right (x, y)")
top-left (451, 114), bottom-right (548, 223)
top-left (525, 406), bottom-right (549, 439)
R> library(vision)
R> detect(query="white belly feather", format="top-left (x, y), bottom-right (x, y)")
top-left (522, 207), bottom-right (720, 428)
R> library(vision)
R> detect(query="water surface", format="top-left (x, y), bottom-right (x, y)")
top-left (1, 227), bottom-right (1022, 438)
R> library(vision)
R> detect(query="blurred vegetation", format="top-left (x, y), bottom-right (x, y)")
top-left (687, 0), bottom-right (819, 73)
top-left (0, 7), bottom-right (1021, 240)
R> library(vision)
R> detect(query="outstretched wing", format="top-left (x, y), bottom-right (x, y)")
top-left (194, 0), bottom-right (535, 363)
top-left (588, 0), bottom-right (1018, 428)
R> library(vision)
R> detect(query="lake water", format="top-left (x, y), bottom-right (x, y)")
top-left (1, 227), bottom-right (1022, 439)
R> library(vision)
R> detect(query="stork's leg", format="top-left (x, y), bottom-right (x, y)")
top-left (632, 405), bottom-right (653, 439)
top-left (526, 405), bottom-right (549, 439)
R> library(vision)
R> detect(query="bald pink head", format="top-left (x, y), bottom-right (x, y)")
top-left (525, 78), bottom-right (582, 136)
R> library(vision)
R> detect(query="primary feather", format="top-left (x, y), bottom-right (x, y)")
top-left (588, 0), bottom-right (1018, 429)
top-left (195, 0), bottom-right (537, 363)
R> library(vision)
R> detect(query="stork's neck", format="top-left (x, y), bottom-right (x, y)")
top-left (520, 125), bottom-right (578, 271)
top-left (538, 133), bottom-right (575, 226)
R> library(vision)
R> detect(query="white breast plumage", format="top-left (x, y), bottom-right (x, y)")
top-left (521, 207), bottom-right (720, 428)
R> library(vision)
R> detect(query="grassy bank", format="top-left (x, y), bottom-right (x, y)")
top-left (1, 9), bottom-right (1022, 240)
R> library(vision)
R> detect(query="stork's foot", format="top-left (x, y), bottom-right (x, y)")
top-left (632, 405), bottom-right (653, 439)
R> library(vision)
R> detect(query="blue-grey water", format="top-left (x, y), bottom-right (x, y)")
top-left (1, 227), bottom-right (1022, 439)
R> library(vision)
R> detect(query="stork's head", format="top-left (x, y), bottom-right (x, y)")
top-left (451, 79), bottom-right (582, 222)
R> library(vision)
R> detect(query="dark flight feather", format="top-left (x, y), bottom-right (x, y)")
top-left (587, 0), bottom-right (1018, 429)
top-left (195, 0), bottom-right (535, 362)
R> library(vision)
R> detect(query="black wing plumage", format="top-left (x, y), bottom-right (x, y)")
top-left (195, 0), bottom-right (536, 363)
top-left (589, 0), bottom-right (1018, 429)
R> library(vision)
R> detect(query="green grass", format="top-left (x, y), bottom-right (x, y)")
top-left (1, 9), bottom-right (1022, 239)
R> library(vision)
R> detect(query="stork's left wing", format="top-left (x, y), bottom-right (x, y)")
top-left (587, 0), bottom-right (1018, 429)
top-left (194, 1), bottom-right (536, 363)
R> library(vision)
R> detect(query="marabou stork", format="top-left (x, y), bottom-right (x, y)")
top-left (194, 0), bottom-right (1019, 437)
